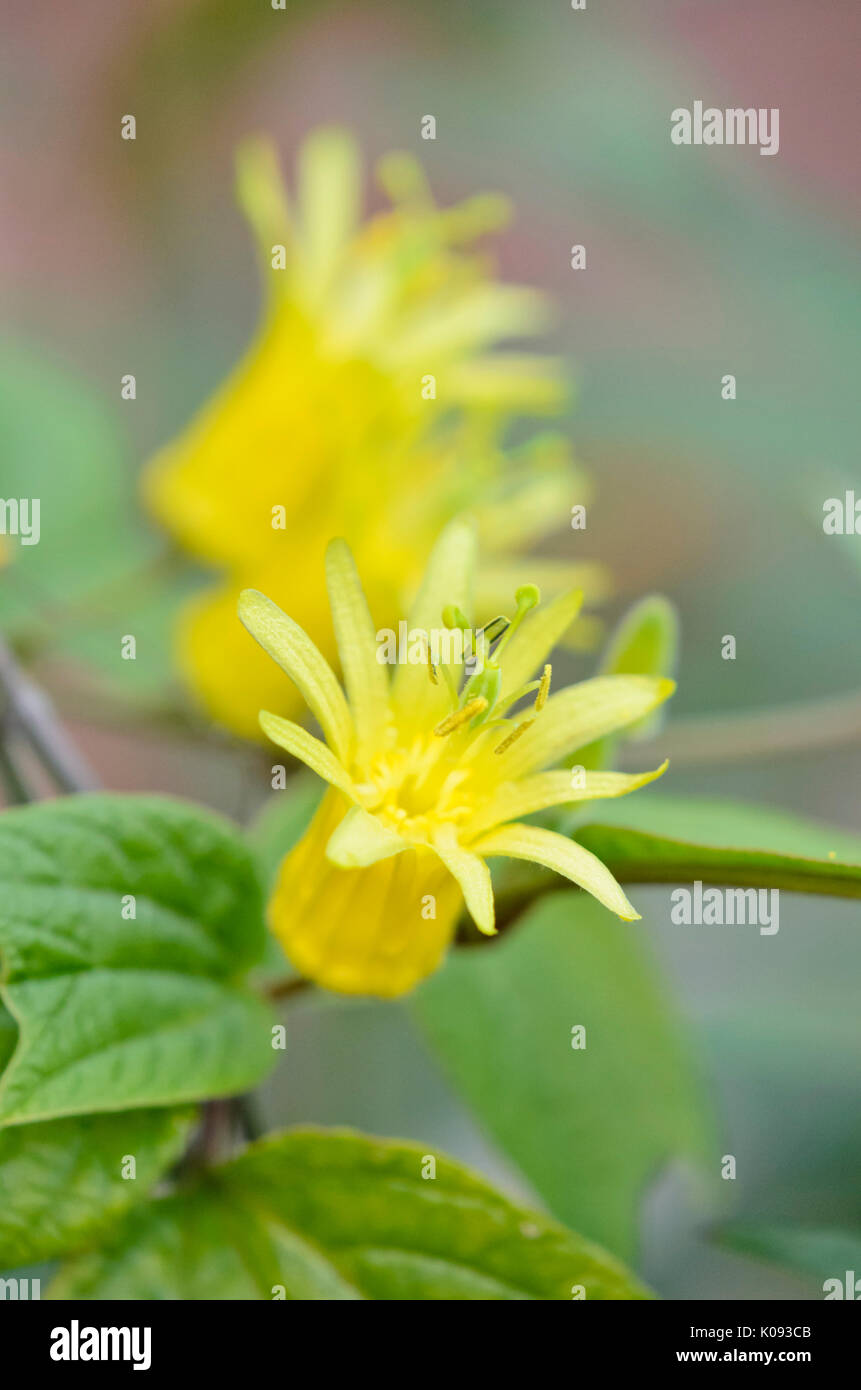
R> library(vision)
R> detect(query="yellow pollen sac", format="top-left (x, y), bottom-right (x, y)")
top-left (495, 718), bottom-right (535, 754)
top-left (535, 663), bottom-right (552, 711)
top-left (434, 696), bottom-right (488, 737)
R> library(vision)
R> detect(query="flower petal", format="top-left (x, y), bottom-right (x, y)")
top-left (270, 791), bottom-right (463, 997)
top-left (259, 710), bottom-right (356, 798)
top-left (297, 127), bottom-right (361, 306)
top-left (472, 822), bottom-right (640, 921)
top-left (392, 519), bottom-right (477, 731)
top-left (325, 539), bottom-right (392, 755)
top-left (433, 824), bottom-right (495, 935)
top-left (489, 675), bottom-right (675, 779)
top-left (326, 805), bottom-right (405, 869)
top-left (497, 587), bottom-right (584, 701)
top-left (235, 136), bottom-right (294, 291)
top-left (475, 558), bottom-right (609, 608)
top-left (445, 354), bottom-right (567, 411)
top-left (240, 590), bottom-right (353, 761)
top-left (379, 286), bottom-right (550, 367)
top-left (466, 761), bottom-right (669, 836)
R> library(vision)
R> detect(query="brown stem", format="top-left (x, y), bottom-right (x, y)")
top-left (625, 688), bottom-right (861, 768)
top-left (0, 636), bottom-right (100, 793)
top-left (265, 975), bottom-right (314, 1002)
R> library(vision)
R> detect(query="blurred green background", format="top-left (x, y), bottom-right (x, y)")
top-left (2, 0), bottom-right (859, 1298)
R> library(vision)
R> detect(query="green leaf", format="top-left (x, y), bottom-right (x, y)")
top-left (50, 1127), bottom-right (648, 1300)
top-left (412, 893), bottom-right (711, 1260)
top-left (0, 338), bottom-right (195, 710)
top-left (719, 1223), bottom-right (861, 1291)
top-left (0, 1006), bottom-right (16, 1074)
top-left (0, 1107), bottom-right (194, 1269)
top-left (0, 340), bottom-right (155, 638)
top-left (0, 794), bottom-right (275, 1127)
top-left (575, 794), bottom-right (861, 899)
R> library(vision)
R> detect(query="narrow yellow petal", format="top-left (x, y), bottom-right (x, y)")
top-left (298, 127), bottom-right (361, 304)
top-left (554, 613), bottom-right (606, 653)
top-left (490, 675), bottom-right (675, 780)
top-left (325, 805), bottom-right (405, 869)
top-left (467, 761), bottom-right (669, 836)
top-left (496, 588), bottom-right (583, 702)
top-left (379, 286), bottom-right (550, 368)
top-left (259, 711), bottom-right (357, 798)
top-left (445, 355), bottom-right (567, 412)
top-left (376, 149), bottom-right (433, 208)
top-left (475, 559), bottom-right (611, 610)
top-left (472, 822), bottom-right (640, 921)
top-left (474, 472), bottom-right (584, 556)
top-left (239, 589), bottom-right (353, 761)
top-left (433, 824), bottom-right (496, 935)
top-left (325, 539), bottom-right (391, 754)
top-left (235, 136), bottom-right (293, 291)
top-left (392, 519), bottom-right (477, 731)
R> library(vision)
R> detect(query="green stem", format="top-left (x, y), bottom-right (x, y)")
top-left (461, 847), bottom-right (861, 943)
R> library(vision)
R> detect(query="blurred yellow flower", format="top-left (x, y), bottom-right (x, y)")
top-left (240, 523), bottom-right (671, 997)
top-left (143, 128), bottom-right (602, 740)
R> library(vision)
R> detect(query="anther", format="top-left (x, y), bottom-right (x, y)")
top-left (494, 718), bottom-right (534, 754)
top-left (535, 664), bottom-right (551, 711)
top-left (434, 696), bottom-right (488, 737)
top-left (480, 615), bottom-right (509, 646)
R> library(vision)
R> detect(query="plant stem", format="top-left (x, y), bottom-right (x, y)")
top-left (470, 844), bottom-right (861, 943)
top-left (0, 636), bottom-right (100, 794)
top-left (625, 688), bottom-right (861, 768)
top-left (234, 1093), bottom-right (265, 1142)
top-left (265, 975), bottom-right (313, 1001)
top-left (0, 737), bottom-right (33, 805)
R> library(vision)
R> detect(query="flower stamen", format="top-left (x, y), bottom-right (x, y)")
top-left (478, 614), bottom-right (509, 649)
top-left (535, 663), bottom-right (552, 711)
top-left (494, 718), bottom-right (534, 754)
top-left (491, 584), bottom-right (540, 663)
top-left (434, 696), bottom-right (488, 737)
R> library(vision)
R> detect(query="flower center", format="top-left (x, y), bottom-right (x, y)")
top-left (353, 584), bottom-right (552, 842)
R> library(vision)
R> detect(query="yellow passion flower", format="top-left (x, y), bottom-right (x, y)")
top-left (241, 523), bottom-right (672, 998)
top-left (143, 128), bottom-right (599, 740)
